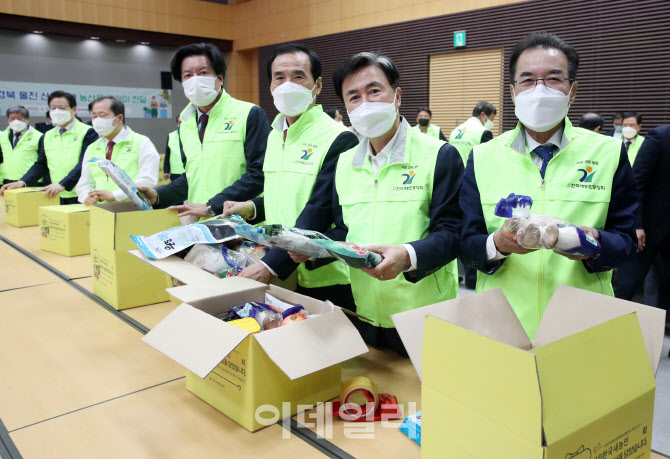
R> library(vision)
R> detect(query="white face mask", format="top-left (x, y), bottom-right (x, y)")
top-left (483, 115), bottom-right (494, 130)
top-left (9, 119), bottom-right (27, 133)
top-left (622, 126), bottom-right (638, 140)
top-left (514, 83), bottom-right (572, 133)
top-left (348, 89), bottom-right (398, 139)
top-left (272, 82), bottom-right (316, 117)
top-left (183, 76), bottom-right (220, 107)
top-left (92, 116), bottom-right (120, 137)
top-left (50, 109), bottom-right (72, 126)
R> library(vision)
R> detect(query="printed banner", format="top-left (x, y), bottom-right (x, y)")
top-left (0, 81), bottom-right (172, 119)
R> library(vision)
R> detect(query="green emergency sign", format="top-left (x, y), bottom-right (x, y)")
top-left (454, 30), bottom-right (466, 48)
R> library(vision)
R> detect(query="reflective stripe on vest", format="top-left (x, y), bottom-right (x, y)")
top-left (88, 128), bottom-right (145, 200)
top-left (449, 117), bottom-right (488, 165)
top-left (625, 135), bottom-right (645, 166)
top-left (43, 120), bottom-right (91, 198)
top-left (0, 127), bottom-right (42, 181)
top-left (335, 121), bottom-right (458, 327)
top-left (263, 105), bottom-right (351, 289)
top-left (167, 130), bottom-right (185, 175)
top-left (179, 89), bottom-right (253, 204)
top-left (473, 118), bottom-right (620, 339)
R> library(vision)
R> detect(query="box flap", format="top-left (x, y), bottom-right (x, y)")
top-left (532, 313), bottom-right (655, 444)
top-left (391, 288), bottom-right (531, 380)
top-left (129, 250), bottom-right (219, 286)
top-left (44, 204), bottom-right (90, 214)
top-left (534, 285), bottom-right (666, 373)
top-left (141, 303), bottom-right (249, 378)
top-left (253, 309), bottom-right (368, 380)
top-left (167, 276), bottom-right (267, 306)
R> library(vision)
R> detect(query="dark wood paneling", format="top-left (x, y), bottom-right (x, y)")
top-left (258, 0), bottom-right (670, 134)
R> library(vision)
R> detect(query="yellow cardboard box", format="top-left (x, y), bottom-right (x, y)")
top-left (140, 275), bottom-right (368, 432)
top-left (4, 187), bottom-right (59, 227)
top-left (392, 286), bottom-right (666, 459)
top-left (89, 202), bottom-right (179, 310)
top-left (39, 204), bottom-right (91, 256)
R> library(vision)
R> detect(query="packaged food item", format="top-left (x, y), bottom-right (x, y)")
top-left (227, 302), bottom-right (283, 331)
top-left (184, 244), bottom-right (230, 277)
top-left (221, 241), bottom-right (267, 276)
top-left (280, 313), bottom-right (307, 327)
top-left (227, 317), bottom-right (261, 334)
top-left (90, 158), bottom-right (152, 210)
top-left (399, 411), bottom-right (422, 445)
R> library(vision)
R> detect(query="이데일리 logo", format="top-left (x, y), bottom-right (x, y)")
top-left (301, 148), bottom-right (314, 160)
top-left (578, 165), bottom-right (596, 183)
top-left (402, 170), bottom-right (416, 185)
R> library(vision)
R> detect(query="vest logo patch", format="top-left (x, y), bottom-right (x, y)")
top-left (224, 120), bottom-right (235, 131)
top-left (454, 127), bottom-right (467, 139)
top-left (126, 146), bottom-right (132, 152)
top-left (300, 148), bottom-right (314, 160)
top-left (402, 170), bottom-right (416, 185)
top-left (578, 165), bottom-right (596, 183)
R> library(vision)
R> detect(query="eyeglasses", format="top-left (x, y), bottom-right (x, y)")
top-left (513, 76), bottom-right (574, 91)
top-left (49, 105), bottom-right (71, 111)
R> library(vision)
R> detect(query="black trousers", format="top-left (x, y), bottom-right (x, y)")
top-left (60, 197), bottom-right (80, 205)
top-left (170, 173), bottom-right (182, 182)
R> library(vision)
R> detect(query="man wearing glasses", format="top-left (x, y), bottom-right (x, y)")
top-left (460, 32), bottom-right (639, 340)
top-left (0, 91), bottom-right (98, 204)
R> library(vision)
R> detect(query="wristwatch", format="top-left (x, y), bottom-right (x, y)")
top-left (206, 205), bottom-right (216, 217)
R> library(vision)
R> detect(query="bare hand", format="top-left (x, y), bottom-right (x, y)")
top-left (138, 186), bottom-right (158, 205)
top-left (223, 200), bottom-right (254, 219)
top-left (163, 173), bottom-right (170, 180)
top-left (168, 203), bottom-right (208, 218)
top-left (84, 190), bottom-right (115, 205)
top-left (40, 183), bottom-right (66, 198)
top-left (288, 252), bottom-right (310, 264)
top-left (361, 244), bottom-right (410, 281)
top-left (0, 181), bottom-right (25, 195)
top-left (493, 228), bottom-right (537, 255)
top-left (636, 228), bottom-right (645, 253)
top-left (553, 225), bottom-right (600, 260)
top-left (238, 263), bottom-right (275, 284)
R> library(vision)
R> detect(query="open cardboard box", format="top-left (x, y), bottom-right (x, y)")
top-left (141, 275), bottom-right (369, 432)
top-left (4, 187), bottom-right (59, 227)
top-left (391, 285), bottom-right (666, 458)
top-left (39, 204), bottom-right (91, 256)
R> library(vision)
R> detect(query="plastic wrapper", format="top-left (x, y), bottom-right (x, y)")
top-left (90, 158), bottom-right (152, 210)
top-left (224, 302), bottom-right (283, 331)
top-left (494, 193), bottom-right (601, 258)
top-left (280, 313), bottom-right (307, 327)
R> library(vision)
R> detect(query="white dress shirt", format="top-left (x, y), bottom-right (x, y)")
top-left (76, 126), bottom-right (159, 203)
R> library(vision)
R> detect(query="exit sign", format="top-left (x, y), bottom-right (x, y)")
top-left (454, 30), bottom-right (466, 48)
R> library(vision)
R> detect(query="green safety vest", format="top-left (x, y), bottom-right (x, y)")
top-left (449, 117), bottom-right (488, 165)
top-left (473, 118), bottom-right (621, 339)
top-left (263, 105), bottom-right (352, 289)
top-left (335, 119), bottom-right (459, 327)
top-left (0, 127), bottom-right (42, 182)
top-left (179, 89), bottom-right (254, 204)
top-left (87, 127), bottom-right (146, 200)
top-left (413, 123), bottom-right (441, 138)
top-left (167, 130), bottom-right (185, 175)
top-left (43, 120), bottom-right (92, 198)
top-left (624, 135), bottom-right (645, 166)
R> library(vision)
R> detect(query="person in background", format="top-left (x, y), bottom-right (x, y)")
top-left (578, 112), bottom-right (605, 133)
top-left (0, 91), bottom-right (98, 204)
top-left (139, 43), bottom-right (270, 218)
top-left (163, 115), bottom-right (184, 182)
top-left (448, 102), bottom-right (496, 166)
top-left (325, 106), bottom-right (344, 124)
top-left (414, 107), bottom-right (447, 141)
top-left (0, 106), bottom-right (43, 186)
top-left (460, 32), bottom-right (639, 340)
top-left (621, 111), bottom-right (644, 165)
top-left (76, 96), bottom-right (159, 205)
top-left (34, 110), bottom-right (53, 134)
top-left (604, 111), bottom-right (623, 138)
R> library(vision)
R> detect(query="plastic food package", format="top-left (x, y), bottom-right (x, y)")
top-left (226, 302), bottom-right (283, 331)
top-left (280, 313), bottom-right (307, 327)
top-left (90, 158), bottom-right (152, 210)
top-left (184, 244), bottom-right (230, 277)
top-left (495, 193), bottom-right (601, 258)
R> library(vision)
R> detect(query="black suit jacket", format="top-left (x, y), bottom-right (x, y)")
top-left (633, 125), bottom-right (670, 246)
top-left (34, 123), bottom-right (53, 134)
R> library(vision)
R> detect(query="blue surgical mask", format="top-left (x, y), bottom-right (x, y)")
top-left (614, 125), bottom-right (623, 133)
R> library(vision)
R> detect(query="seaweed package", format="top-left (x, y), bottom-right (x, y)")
top-left (90, 158), bottom-right (152, 210)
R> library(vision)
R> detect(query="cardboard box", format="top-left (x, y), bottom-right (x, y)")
top-left (140, 272), bottom-right (368, 432)
top-left (39, 204), bottom-right (91, 256)
top-left (392, 286), bottom-right (666, 459)
top-left (89, 203), bottom-right (180, 310)
top-left (4, 187), bottom-right (59, 227)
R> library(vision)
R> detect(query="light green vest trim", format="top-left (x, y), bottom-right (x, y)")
top-left (625, 135), bottom-right (645, 166)
top-left (88, 128), bottom-right (145, 201)
top-left (473, 118), bottom-right (621, 340)
top-left (449, 117), bottom-right (488, 165)
top-left (167, 130), bottom-right (185, 175)
top-left (43, 120), bottom-right (91, 198)
top-left (414, 123), bottom-right (441, 138)
top-left (0, 126), bottom-right (42, 182)
top-left (180, 89), bottom-right (254, 204)
top-left (264, 104), bottom-right (352, 289)
top-left (335, 120), bottom-right (458, 328)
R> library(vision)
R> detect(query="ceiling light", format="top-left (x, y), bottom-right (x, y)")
top-left (33, 30), bottom-right (43, 34)
top-left (140, 41), bottom-right (150, 45)
top-left (90, 36), bottom-right (100, 40)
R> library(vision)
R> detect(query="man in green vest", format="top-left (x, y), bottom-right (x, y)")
top-left (139, 43), bottom-right (270, 216)
top-left (460, 32), bottom-right (639, 340)
top-left (414, 107), bottom-right (447, 141)
top-left (288, 52), bottom-right (463, 356)
top-left (222, 43), bottom-right (359, 306)
top-left (76, 96), bottom-right (159, 205)
top-left (162, 116), bottom-right (184, 182)
top-left (0, 91), bottom-right (98, 204)
top-left (448, 101), bottom-right (496, 165)
top-left (0, 106), bottom-right (42, 185)
top-left (621, 111), bottom-right (645, 165)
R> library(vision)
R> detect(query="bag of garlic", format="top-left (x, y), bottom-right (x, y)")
top-left (494, 193), bottom-right (601, 258)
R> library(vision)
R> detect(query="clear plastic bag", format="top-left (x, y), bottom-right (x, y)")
top-left (91, 158), bottom-right (152, 210)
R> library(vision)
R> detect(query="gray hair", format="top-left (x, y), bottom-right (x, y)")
top-left (6, 105), bottom-right (29, 119)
